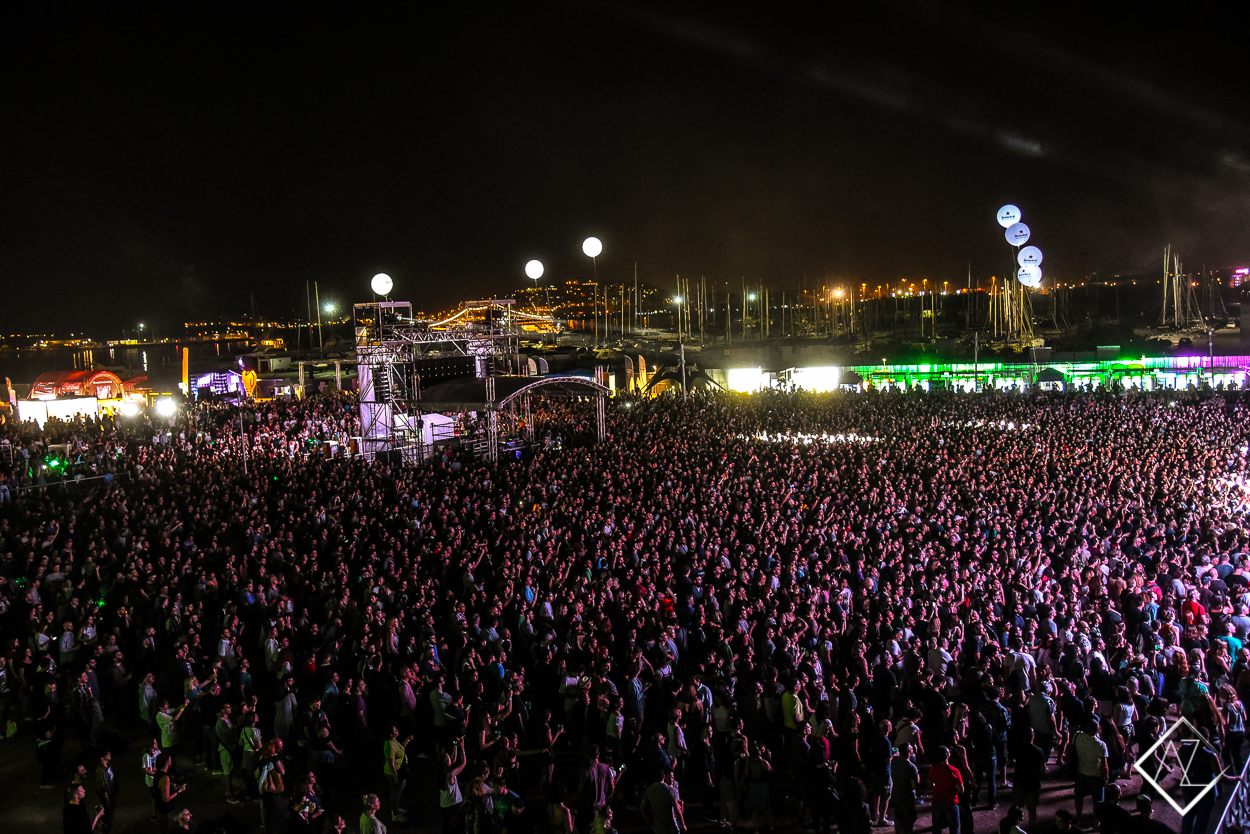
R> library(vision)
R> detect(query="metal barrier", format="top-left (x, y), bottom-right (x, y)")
top-left (14, 471), bottom-right (130, 493)
top-left (1213, 750), bottom-right (1250, 834)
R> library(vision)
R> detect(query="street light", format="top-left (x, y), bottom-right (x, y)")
top-left (525, 259), bottom-right (544, 306)
top-left (582, 237), bottom-right (603, 342)
top-left (525, 259), bottom-right (550, 331)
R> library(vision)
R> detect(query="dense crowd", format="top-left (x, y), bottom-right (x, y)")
top-left (2, 386), bottom-right (1250, 834)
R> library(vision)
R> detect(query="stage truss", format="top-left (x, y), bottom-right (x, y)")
top-left (354, 299), bottom-right (561, 462)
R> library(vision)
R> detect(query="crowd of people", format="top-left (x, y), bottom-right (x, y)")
top-left (2, 385), bottom-right (1249, 834)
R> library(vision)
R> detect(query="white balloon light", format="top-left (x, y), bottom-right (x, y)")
top-left (1018, 265), bottom-right (1042, 286)
top-left (1018, 245), bottom-right (1043, 267)
top-left (525, 259), bottom-right (544, 280)
top-left (1004, 223), bottom-right (1031, 246)
top-left (371, 273), bottom-right (393, 295)
top-left (155, 399), bottom-right (176, 417)
top-left (582, 237), bottom-right (603, 258)
top-left (997, 204), bottom-right (1022, 228)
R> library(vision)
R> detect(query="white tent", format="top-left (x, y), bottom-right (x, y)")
top-left (17, 397), bottom-right (99, 428)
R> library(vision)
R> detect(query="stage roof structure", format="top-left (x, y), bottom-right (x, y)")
top-left (418, 374), bottom-right (610, 412)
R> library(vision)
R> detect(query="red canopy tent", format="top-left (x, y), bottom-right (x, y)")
top-left (31, 369), bottom-right (126, 400)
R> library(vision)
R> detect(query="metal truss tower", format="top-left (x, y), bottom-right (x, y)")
top-left (354, 299), bottom-right (531, 462)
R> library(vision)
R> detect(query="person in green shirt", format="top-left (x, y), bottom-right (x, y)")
top-left (155, 700), bottom-right (187, 770)
top-left (383, 724), bottom-right (414, 822)
top-left (782, 681), bottom-right (808, 734)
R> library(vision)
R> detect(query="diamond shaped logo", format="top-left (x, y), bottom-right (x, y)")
top-left (1134, 716), bottom-right (1227, 815)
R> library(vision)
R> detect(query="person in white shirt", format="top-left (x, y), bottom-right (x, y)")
top-left (141, 737), bottom-right (160, 789)
top-left (263, 626), bottom-right (280, 672)
top-left (1008, 636), bottom-right (1037, 691)
top-left (927, 639), bottom-right (953, 681)
top-left (217, 631), bottom-right (237, 669)
top-left (59, 622), bottom-right (77, 665)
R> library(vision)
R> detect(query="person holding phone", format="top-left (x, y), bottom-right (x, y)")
top-left (384, 724), bottom-right (413, 822)
top-left (538, 709), bottom-right (564, 792)
top-left (441, 736), bottom-right (468, 834)
top-left (64, 783), bottom-right (105, 834)
top-left (150, 755), bottom-right (185, 834)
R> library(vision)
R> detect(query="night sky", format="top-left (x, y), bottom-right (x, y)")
top-left (2, 2), bottom-right (1247, 335)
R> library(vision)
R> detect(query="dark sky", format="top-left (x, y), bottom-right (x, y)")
top-left (2, 2), bottom-right (1248, 335)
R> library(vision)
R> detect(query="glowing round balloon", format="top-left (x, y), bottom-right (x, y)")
top-left (582, 236), bottom-right (603, 258)
top-left (997, 204), bottom-right (1022, 228)
top-left (1005, 222), bottom-right (1031, 246)
top-left (371, 273), bottom-right (393, 295)
top-left (525, 259), bottom-right (544, 280)
top-left (1017, 265), bottom-right (1042, 286)
top-left (1018, 245), bottom-right (1043, 267)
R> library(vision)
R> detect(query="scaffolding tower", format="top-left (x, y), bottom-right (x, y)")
top-left (986, 276), bottom-right (1036, 347)
top-left (355, 299), bottom-right (527, 463)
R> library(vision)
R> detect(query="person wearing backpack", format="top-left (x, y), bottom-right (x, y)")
top-left (967, 711), bottom-right (998, 809)
top-left (985, 693), bottom-right (1012, 790)
top-left (1179, 668), bottom-right (1210, 721)
top-left (258, 738), bottom-right (287, 833)
top-left (1219, 685), bottom-right (1248, 774)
